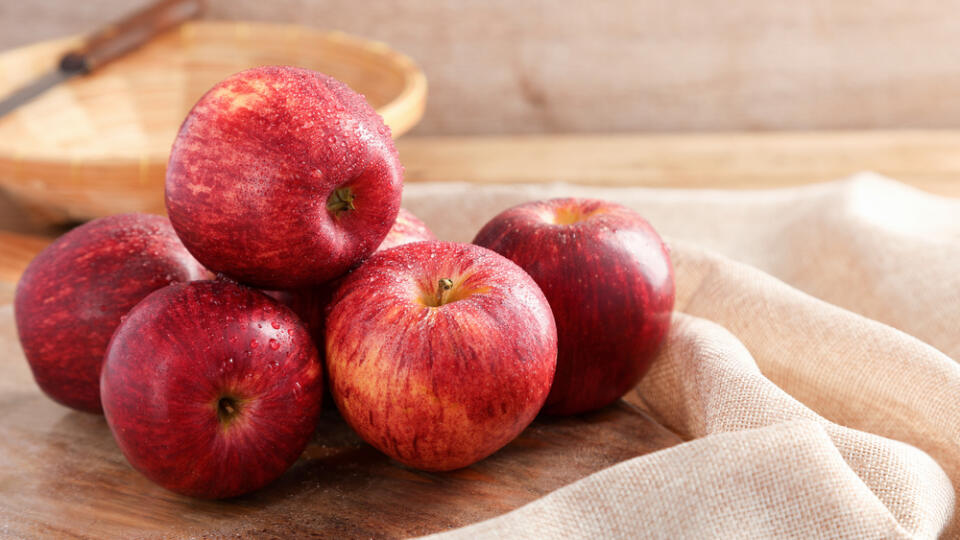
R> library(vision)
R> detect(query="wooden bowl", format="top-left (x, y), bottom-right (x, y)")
top-left (0, 21), bottom-right (427, 223)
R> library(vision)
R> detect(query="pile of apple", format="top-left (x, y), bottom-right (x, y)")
top-left (14, 66), bottom-right (674, 499)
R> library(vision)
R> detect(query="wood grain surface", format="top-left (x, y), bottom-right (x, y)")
top-left (5, 1), bottom-right (960, 135)
top-left (395, 131), bottom-right (960, 198)
top-left (0, 305), bottom-right (681, 538)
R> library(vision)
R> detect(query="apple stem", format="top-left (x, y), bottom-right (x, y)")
top-left (327, 187), bottom-right (356, 215)
top-left (436, 278), bottom-right (454, 306)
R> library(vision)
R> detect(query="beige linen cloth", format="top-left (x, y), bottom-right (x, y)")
top-left (401, 173), bottom-right (960, 539)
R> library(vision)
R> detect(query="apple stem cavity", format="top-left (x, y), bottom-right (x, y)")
top-left (435, 278), bottom-right (454, 307)
top-left (217, 396), bottom-right (240, 425)
top-left (327, 187), bottom-right (356, 216)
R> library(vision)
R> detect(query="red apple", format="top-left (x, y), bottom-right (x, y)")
top-left (473, 198), bottom-right (674, 415)
top-left (376, 207), bottom-right (436, 253)
top-left (100, 280), bottom-right (323, 499)
top-left (165, 65), bottom-right (403, 289)
top-left (326, 241), bottom-right (557, 471)
top-left (263, 283), bottom-right (336, 410)
top-left (263, 284), bottom-right (336, 354)
top-left (14, 214), bottom-right (209, 413)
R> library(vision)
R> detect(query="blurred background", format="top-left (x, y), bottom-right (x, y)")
top-left (1, 0), bottom-right (959, 258)
top-left (6, 0), bottom-right (960, 135)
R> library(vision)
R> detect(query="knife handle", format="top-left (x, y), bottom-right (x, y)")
top-left (60, 0), bottom-right (204, 73)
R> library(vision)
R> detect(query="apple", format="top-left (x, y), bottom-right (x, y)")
top-left (14, 213), bottom-right (209, 413)
top-left (326, 241), bottom-right (557, 471)
top-left (473, 198), bottom-right (674, 415)
top-left (100, 280), bottom-right (323, 499)
top-left (263, 284), bottom-right (335, 355)
top-left (376, 207), bottom-right (436, 253)
top-left (165, 65), bottom-right (403, 289)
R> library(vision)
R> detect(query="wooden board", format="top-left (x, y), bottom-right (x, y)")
top-left (0, 310), bottom-right (680, 538)
top-left (397, 131), bottom-right (960, 198)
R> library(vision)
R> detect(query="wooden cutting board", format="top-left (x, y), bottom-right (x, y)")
top-left (0, 316), bottom-right (680, 538)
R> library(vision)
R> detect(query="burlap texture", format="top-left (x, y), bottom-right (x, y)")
top-left (403, 173), bottom-right (959, 539)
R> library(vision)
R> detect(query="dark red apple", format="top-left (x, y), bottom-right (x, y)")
top-left (14, 214), bottom-right (209, 413)
top-left (326, 241), bottom-right (557, 471)
top-left (165, 65), bottom-right (403, 289)
top-left (100, 280), bottom-right (323, 499)
top-left (263, 284), bottom-right (336, 353)
top-left (473, 198), bottom-right (674, 415)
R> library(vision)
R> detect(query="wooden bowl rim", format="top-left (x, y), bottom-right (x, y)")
top-left (0, 20), bottom-right (427, 165)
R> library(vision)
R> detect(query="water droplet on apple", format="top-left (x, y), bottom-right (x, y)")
top-left (269, 339), bottom-right (280, 350)
top-left (271, 321), bottom-right (281, 329)
top-left (292, 381), bottom-right (302, 397)
top-left (268, 360), bottom-right (280, 369)
top-left (250, 339), bottom-right (259, 349)
top-left (220, 357), bottom-right (234, 373)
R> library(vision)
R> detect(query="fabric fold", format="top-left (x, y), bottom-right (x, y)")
top-left (423, 420), bottom-right (919, 539)
top-left (401, 176), bottom-right (960, 538)
top-left (424, 310), bottom-right (953, 539)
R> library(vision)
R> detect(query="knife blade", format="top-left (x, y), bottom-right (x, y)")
top-left (0, 0), bottom-right (203, 119)
top-left (0, 68), bottom-right (81, 118)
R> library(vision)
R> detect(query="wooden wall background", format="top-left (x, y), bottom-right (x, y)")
top-left (3, 0), bottom-right (960, 135)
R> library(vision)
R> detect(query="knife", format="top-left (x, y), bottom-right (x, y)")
top-left (0, 0), bottom-right (203, 119)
